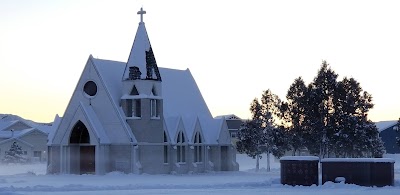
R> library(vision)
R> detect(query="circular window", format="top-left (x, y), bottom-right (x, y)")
top-left (83, 81), bottom-right (97, 96)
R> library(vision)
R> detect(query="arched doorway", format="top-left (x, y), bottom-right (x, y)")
top-left (69, 121), bottom-right (95, 174)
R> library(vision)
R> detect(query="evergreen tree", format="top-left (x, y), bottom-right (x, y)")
top-left (236, 99), bottom-right (266, 172)
top-left (333, 77), bottom-right (384, 157)
top-left (284, 77), bottom-right (308, 155)
top-left (3, 142), bottom-right (27, 163)
top-left (294, 61), bottom-right (384, 158)
top-left (303, 61), bottom-right (338, 157)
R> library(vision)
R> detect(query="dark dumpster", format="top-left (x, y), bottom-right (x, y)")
top-left (280, 156), bottom-right (319, 186)
top-left (321, 158), bottom-right (395, 187)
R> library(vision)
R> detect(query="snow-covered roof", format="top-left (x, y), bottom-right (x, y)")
top-left (86, 58), bottom-right (224, 145)
top-left (164, 116), bottom-right (180, 143)
top-left (214, 114), bottom-right (242, 120)
top-left (198, 116), bottom-right (224, 144)
top-left (0, 115), bottom-right (54, 135)
top-left (375, 120), bottom-right (397, 132)
top-left (0, 131), bottom-right (12, 138)
top-left (280, 156), bottom-right (320, 161)
top-left (0, 128), bottom-right (47, 140)
top-left (92, 59), bottom-right (213, 119)
top-left (0, 121), bottom-right (13, 131)
top-left (181, 116), bottom-right (198, 143)
top-left (161, 68), bottom-right (212, 118)
top-left (321, 158), bottom-right (395, 163)
top-left (0, 120), bottom-right (32, 131)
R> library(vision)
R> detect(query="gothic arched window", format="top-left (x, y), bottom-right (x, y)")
top-left (194, 132), bottom-right (203, 163)
top-left (176, 131), bottom-right (186, 163)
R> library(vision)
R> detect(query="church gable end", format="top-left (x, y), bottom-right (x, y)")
top-left (51, 57), bottom-right (133, 145)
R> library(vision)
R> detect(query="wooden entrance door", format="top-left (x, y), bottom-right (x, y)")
top-left (80, 146), bottom-right (95, 174)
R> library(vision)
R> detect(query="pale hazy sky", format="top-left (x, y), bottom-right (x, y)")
top-left (1, 0), bottom-right (400, 123)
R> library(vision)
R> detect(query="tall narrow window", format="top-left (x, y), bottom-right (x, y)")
top-left (176, 131), bottom-right (186, 163)
top-left (126, 99), bottom-right (133, 117)
top-left (150, 99), bottom-right (159, 118)
top-left (132, 99), bottom-right (141, 117)
top-left (194, 132), bottom-right (203, 163)
top-left (164, 132), bottom-right (168, 164)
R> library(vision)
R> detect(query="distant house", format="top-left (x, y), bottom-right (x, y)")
top-left (0, 118), bottom-right (52, 162)
top-left (376, 120), bottom-right (400, 154)
top-left (215, 114), bottom-right (245, 146)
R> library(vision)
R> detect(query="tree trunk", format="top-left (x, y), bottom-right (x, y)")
top-left (266, 152), bottom-right (271, 172)
top-left (255, 154), bottom-right (260, 172)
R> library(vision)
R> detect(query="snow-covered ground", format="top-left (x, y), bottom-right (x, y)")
top-left (0, 154), bottom-right (399, 195)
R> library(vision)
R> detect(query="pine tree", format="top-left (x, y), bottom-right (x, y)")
top-left (284, 77), bottom-right (308, 155)
top-left (295, 61), bottom-right (385, 158)
top-left (303, 61), bottom-right (338, 157)
top-left (3, 142), bottom-right (27, 163)
top-left (333, 77), bottom-right (385, 157)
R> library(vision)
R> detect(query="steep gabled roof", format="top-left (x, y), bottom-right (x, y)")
top-left (164, 116), bottom-right (180, 144)
top-left (92, 59), bottom-right (212, 119)
top-left (198, 116), bottom-right (225, 145)
top-left (182, 116), bottom-right (198, 144)
top-left (123, 8), bottom-right (161, 81)
top-left (91, 58), bottom-right (224, 144)
top-left (161, 68), bottom-right (212, 118)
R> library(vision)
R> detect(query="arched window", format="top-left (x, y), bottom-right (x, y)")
top-left (194, 132), bottom-right (203, 163)
top-left (69, 121), bottom-right (90, 144)
top-left (163, 131), bottom-right (168, 164)
top-left (176, 131), bottom-right (186, 163)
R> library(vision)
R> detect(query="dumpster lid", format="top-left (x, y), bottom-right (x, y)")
top-left (280, 156), bottom-right (320, 161)
top-left (320, 158), bottom-right (395, 163)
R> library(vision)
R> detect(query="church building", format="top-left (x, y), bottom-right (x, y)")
top-left (48, 8), bottom-right (239, 174)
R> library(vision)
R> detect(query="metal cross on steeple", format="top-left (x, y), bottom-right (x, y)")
top-left (137, 7), bottom-right (146, 23)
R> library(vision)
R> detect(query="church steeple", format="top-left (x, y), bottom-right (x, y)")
top-left (123, 7), bottom-right (162, 81)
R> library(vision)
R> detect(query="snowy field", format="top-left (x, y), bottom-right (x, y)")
top-left (0, 154), bottom-right (399, 195)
